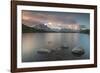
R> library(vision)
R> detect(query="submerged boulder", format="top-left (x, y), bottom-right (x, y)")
top-left (72, 47), bottom-right (85, 57)
top-left (60, 45), bottom-right (69, 49)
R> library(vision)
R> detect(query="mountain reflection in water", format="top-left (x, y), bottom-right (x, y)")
top-left (22, 33), bottom-right (90, 62)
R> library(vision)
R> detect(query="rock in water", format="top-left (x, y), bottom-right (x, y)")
top-left (72, 47), bottom-right (85, 57)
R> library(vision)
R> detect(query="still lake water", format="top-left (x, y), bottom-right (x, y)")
top-left (22, 33), bottom-right (90, 62)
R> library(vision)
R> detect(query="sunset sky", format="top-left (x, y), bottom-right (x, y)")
top-left (22, 10), bottom-right (90, 29)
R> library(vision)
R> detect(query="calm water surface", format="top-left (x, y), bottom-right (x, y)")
top-left (22, 33), bottom-right (90, 62)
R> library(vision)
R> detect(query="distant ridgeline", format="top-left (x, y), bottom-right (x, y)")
top-left (22, 24), bottom-right (90, 34)
top-left (80, 29), bottom-right (90, 34)
top-left (22, 24), bottom-right (49, 33)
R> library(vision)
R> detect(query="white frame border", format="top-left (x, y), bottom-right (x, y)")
top-left (17, 5), bottom-right (94, 68)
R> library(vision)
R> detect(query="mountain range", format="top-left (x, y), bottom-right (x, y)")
top-left (22, 24), bottom-right (89, 33)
